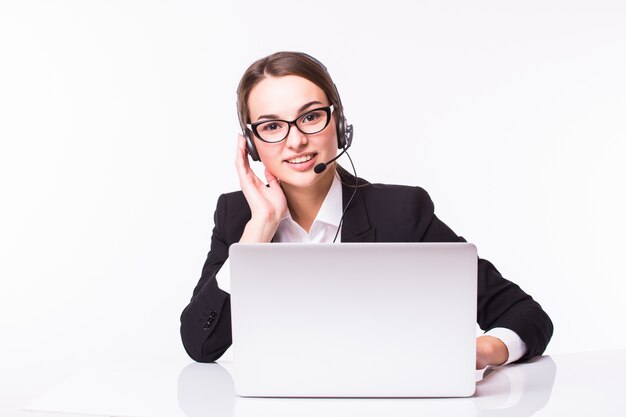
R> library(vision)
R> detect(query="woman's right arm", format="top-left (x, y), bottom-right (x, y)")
top-left (180, 194), bottom-right (233, 363)
top-left (235, 134), bottom-right (286, 243)
top-left (180, 135), bottom-right (287, 362)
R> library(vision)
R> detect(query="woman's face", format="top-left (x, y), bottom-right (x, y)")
top-left (247, 75), bottom-right (338, 190)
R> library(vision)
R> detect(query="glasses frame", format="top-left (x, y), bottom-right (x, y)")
top-left (247, 105), bottom-right (335, 143)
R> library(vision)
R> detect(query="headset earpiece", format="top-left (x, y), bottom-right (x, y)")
top-left (245, 130), bottom-right (261, 162)
top-left (336, 112), bottom-right (346, 149)
top-left (237, 101), bottom-right (261, 162)
top-left (335, 114), bottom-right (350, 149)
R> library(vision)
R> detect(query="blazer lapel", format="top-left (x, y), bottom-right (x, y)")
top-left (339, 169), bottom-right (376, 242)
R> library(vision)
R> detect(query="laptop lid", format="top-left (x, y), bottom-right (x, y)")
top-left (229, 242), bottom-right (477, 397)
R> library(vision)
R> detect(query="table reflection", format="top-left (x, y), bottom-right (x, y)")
top-left (177, 357), bottom-right (555, 417)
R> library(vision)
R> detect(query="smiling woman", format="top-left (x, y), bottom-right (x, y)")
top-left (246, 75), bottom-right (338, 192)
top-left (179, 51), bottom-right (553, 368)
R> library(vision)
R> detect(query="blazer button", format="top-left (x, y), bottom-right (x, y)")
top-left (209, 311), bottom-right (217, 319)
top-left (203, 322), bottom-right (211, 330)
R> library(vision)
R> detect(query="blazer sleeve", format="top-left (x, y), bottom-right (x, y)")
top-left (180, 194), bottom-right (233, 362)
top-left (417, 188), bottom-right (554, 363)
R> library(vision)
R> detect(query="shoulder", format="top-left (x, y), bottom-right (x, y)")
top-left (216, 190), bottom-right (249, 214)
top-left (338, 166), bottom-right (435, 224)
top-left (359, 182), bottom-right (435, 228)
top-left (340, 172), bottom-right (438, 241)
top-left (338, 165), bottom-right (433, 210)
top-left (344, 168), bottom-right (435, 214)
top-left (215, 190), bottom-right (251, 220)
top-left (213, 190), bottom-right (251, 244)
top-left (361, 182), bottom-right (433, 209)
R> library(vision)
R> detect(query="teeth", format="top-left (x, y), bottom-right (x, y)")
top-left (287, 154), bottom-right (314, 164)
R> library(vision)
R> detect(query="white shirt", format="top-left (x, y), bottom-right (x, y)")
top-left (273, 170), bottom-right (344, 243)
top-left (216, 173), bottom-right (527, 365)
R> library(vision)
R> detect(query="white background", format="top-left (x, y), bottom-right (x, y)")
top-left (1, 1), bottom-right (625, 415)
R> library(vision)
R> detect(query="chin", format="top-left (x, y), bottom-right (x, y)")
top-left (278, 171), bottom-right (320, 188)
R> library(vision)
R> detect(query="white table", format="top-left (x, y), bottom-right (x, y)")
top-left (25, 349), bottom-right (626, 417)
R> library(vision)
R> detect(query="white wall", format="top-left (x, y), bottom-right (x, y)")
top-left (1, 0), bottom-right (625, 413)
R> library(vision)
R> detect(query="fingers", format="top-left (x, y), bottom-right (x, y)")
top-left (265, 168), bottom-right (280, 189)
top-left (236, 132), bottom-right (269, 199)
top-left (235, 133), bottom-right (249, 172)
top-left (475, 336), bottom-right (508, 369)
top-left (235, 134), bottom-right (256, 184)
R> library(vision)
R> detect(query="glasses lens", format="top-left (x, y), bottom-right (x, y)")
top-left (297, 108), bottom-right (330, 134)
top-left (256, 121), bottom-right (289, 142)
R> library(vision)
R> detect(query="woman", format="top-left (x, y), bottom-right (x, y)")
top-left (180, 51), bottom-right (553, 368)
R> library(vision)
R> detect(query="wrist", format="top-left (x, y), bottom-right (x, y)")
top-left (240, 216), bottom-right (280, 243)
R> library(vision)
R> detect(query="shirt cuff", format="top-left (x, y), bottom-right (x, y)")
top-left (484, 327), bottom-right (528, 365)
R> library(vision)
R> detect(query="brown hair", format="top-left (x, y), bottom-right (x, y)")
top-left (236, 51), bottom-right (344, 139)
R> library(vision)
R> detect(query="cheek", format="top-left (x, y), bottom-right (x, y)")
top-left (256, 141), bottom-right (282, 165)
top-left (327, 119), bottom-right (339, 147)
top-left (324, 127), bottom-right (339, 150)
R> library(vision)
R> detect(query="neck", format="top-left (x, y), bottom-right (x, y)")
top-left (282, 166), bottom-right (336, 233)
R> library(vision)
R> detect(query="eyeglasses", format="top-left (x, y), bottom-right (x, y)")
top-left (247, 105), bottom-right (334, 143)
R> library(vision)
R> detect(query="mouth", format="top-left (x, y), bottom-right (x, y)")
top-left (285, 153), bottom-right (317, 164)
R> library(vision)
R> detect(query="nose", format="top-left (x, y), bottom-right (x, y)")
top-left (284, 122), bottom-right (308, 150)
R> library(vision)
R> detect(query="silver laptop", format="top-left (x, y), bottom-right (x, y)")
top-left (229, 242), bottom-right (477, 398)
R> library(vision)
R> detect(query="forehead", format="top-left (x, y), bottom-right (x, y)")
top-left (247, 75), bottom-right (327, 121)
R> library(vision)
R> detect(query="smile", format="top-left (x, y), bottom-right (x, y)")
top-left (286, 154), bottom-right (316, 164)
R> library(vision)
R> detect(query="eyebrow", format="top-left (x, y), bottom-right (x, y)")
top-left (256, 100), bottom-right (324, 121)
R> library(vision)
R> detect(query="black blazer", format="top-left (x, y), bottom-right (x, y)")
top-left (180, 169), bottom-right (553, 363)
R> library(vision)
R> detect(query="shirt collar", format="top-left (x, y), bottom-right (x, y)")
top-left (315, 172), bottom-right (343, 228)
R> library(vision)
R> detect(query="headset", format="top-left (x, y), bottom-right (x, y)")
top-left (236, 52), bottom-right (353, 163)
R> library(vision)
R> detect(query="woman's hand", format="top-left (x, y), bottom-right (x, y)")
top-left (235, 134), bottom-right (288, 243)
top-left (476, 335), bottom-right (509, 369)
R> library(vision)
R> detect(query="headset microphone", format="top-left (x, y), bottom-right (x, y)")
top-left (314, 125), bottom-right (353, 174)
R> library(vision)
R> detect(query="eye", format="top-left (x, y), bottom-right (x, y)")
top-left (300, 110), bottom-right (323, 124)
top-left (261, 122), bottom-right (283, 132)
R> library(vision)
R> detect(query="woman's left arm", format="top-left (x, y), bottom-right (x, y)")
top-left (412, 188), bottom-right (554, 364)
